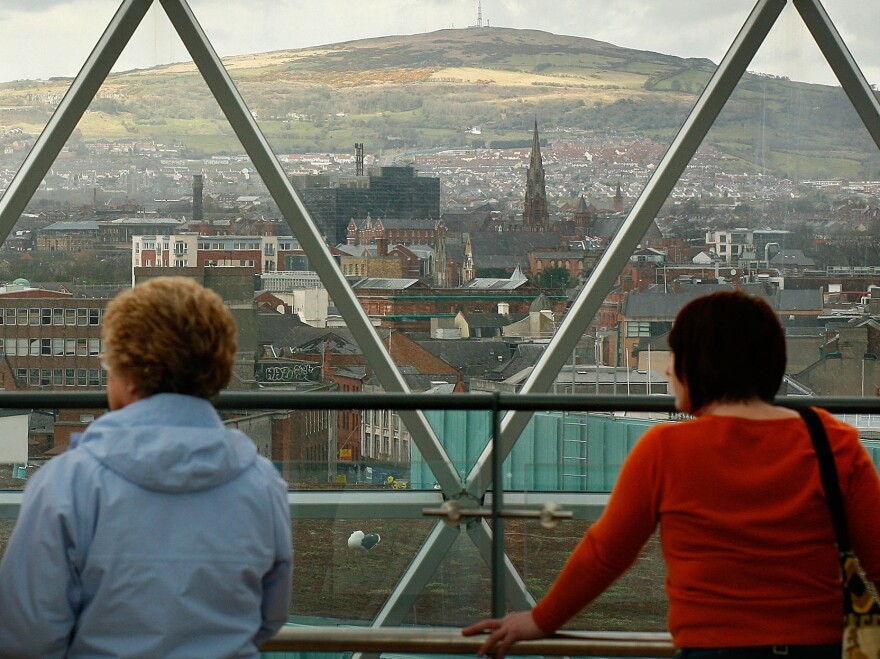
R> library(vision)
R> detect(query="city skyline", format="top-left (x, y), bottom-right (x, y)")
top-left (1, 0), bottom-right (878, 88)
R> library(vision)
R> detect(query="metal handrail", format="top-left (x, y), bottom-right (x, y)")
top-left (0, 391), bottom-right (878, 412)
top-left (260, 626), bottom-right (676, 657)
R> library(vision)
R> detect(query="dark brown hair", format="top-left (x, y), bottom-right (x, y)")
top-left (102, 277), bottom-right (237, 399)
top-left (668, 290), bottom-right (786, 413)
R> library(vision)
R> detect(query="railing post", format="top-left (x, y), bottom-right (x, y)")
top-left (491, 392), bottom-right (505, 618)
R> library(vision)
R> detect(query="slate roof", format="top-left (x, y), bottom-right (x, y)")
top-left (258, 320), bottom-right (361, 355)
top-left (529, 293), bottom-right (552, 312)
top-left (351, 278), bottom-right (422, 290)
top-left (622, 284), bottom-right (737, 319)
top-left (416, 339), bottom-right (510, 377)
top-left (498, 343), bottom-right (546, 379)
top-left (42, 221), bottom-right (100, 232)
top-left (461, 312), bottom-right (512, 328)
top-left (469, 230), bottom-right (564, 258)
top-left (769, 249), bottom-right (815, 267)
top-left (778, 288), bottom-right (823, 312)
top-left (370, 217), bottom-right (438, 230)
top-left (622, 284), bottom-right (824, 320)
top-left (108, 217), bottom-right (186, 226)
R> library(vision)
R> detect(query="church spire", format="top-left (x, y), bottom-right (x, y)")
top-left (530, 119), bottom-right (542, 167)
top-left (523, 119), bottom-right (549, 231)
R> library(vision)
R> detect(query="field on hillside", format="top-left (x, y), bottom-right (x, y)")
top-left (0, 27), bottom-right (874, 176)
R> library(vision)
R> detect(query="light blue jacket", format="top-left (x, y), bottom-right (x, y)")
top-left (0, 394), bottom-right (292, 658)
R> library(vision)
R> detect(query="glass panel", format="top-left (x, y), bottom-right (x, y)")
top-left (289, 517), bottom-right (436, 625)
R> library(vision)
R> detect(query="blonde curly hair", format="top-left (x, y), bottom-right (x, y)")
top-left (102, 277), bottom-right (237, 399)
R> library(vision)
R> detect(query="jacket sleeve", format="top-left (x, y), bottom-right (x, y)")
top-left (0, 460), bottom-right (89, 658)
top-left (254, 472), bottom-right (293, 646)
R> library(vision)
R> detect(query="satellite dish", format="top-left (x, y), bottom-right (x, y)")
top-left (730, 269), bottom-right (737, 276)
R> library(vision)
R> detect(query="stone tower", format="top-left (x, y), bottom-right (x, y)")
top-left (523, 120), bottom-right (549, 231)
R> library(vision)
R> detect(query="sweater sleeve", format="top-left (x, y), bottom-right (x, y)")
top-left (531, 428), bottom-right (662, 633)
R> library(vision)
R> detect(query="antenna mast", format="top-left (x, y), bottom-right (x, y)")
top-left (477, 1), bottom-right (482, 28)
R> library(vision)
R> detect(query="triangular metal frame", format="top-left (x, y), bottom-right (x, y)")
top-left (3, 0), bottom-right (879, 632)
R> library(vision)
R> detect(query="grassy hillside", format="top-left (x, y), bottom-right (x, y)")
top-left (0, 27), bottom-right (876, 178)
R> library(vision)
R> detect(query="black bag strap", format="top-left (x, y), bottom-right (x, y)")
top-left (798, 406), bottom-right (852, 553)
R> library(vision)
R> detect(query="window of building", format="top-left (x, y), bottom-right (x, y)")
top-left (29, 308), bottom-right (40, 325)
top-left (53, 308), bottom-right (64, 325)
top-left (41, 338), bottom-right (52, 356)
top-left (89, 308), bottom-right (100, 326)
top-left (77, 308), bottom-right (87, 326)
top-left (53, 338), bottom-right (63, 356)
top-left (65, 308), bottom-right (76, 325)
top-left (174, 259), bottom-right (187, 267)
top-left (76, 338), bottom-right (88, 356)
top-left (88, 369), bottom-right (100, 386)
top-left (626, 321), bottom-right (652, 338)
top-left (77, 369), bottom-right (87, 386)
top-left (65, 338), bottom-right (75, 356)
top-left (16, 308), bottom-right (26, 325)
top-left (41, 308), bottom-right (52, 325)
top-left (29, 368), bottom-right (39, 385)
top-left (89, 338), bottom-right (100, 356)
top-left (40, 369), bottom-right (51, 386)
top-left (65, 368), bottom-right (75, 386)
top-left (53, 369), bottom-right (63, 386)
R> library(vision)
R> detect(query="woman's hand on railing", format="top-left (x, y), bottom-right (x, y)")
top-left (462, 611), bottom-right (546, 657)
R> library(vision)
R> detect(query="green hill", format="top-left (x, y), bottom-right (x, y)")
top-left (0, 27), bottom-right (877, 179)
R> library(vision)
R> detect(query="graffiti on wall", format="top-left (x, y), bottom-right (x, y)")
top-left (255, 359), bottom-right (321, 383)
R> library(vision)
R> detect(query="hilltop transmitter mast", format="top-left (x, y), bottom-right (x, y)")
top-left (477, 1), bottom-right (483, 28)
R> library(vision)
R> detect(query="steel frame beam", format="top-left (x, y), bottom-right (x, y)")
top-left (794, 0), bottom-right (880, 150)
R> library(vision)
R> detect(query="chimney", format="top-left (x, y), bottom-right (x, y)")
top-left (355, 143), bottom-right (364, 177)
top-left (192, 174), bottom-right (204, 222)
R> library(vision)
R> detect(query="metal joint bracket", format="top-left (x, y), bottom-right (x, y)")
top-left (423, 500), bottom-right (573, 529)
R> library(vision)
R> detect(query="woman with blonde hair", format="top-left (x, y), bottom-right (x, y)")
top-left (0, 277), bottom-right (292, 658)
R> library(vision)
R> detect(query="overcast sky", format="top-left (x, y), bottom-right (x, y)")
top-left (0, 0), bottom-right (877, 87)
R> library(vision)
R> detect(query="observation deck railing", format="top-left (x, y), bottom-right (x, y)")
top-left (1, 391), bottom-right (876, 657)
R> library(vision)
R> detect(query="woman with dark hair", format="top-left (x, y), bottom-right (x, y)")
top-left (464, 291), bottom-right (880, 658)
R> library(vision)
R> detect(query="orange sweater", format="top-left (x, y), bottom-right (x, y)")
top-left (531, 409), bottom-right (880, 648)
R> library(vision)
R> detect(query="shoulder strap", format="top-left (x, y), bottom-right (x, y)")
top-left (798, 407), bottom-right (851, 552)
